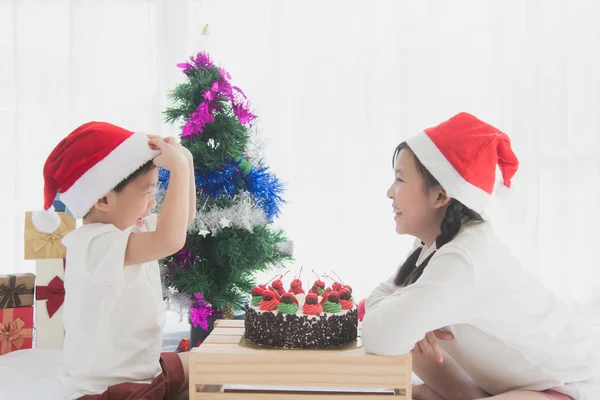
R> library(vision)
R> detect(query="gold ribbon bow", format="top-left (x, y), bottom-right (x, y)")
top-left (0, 308), bottom-right (32, 355)
top-left (24, 230), bottom-right (64, 253)
top-left (24, 212), bottom-right (74, 260)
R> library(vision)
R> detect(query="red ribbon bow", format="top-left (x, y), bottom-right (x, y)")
top-left (35, 276), bottom-right (65, 318)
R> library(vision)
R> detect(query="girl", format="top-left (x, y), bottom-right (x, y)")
top-left (361, 113), bottom-right (599, 400)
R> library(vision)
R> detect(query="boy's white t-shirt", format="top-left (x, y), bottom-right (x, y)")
top-left (363, 221), bottom-right (600, 400)
top-left (58, 214), bottom-right (165, 399)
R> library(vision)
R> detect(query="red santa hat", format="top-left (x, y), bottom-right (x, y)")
top-left (405, 112), bottom-right (519, 214)
top-left (32, 121), bottom-right (160, 232)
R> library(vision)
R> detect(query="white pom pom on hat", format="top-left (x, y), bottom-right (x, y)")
top-left (31, 205), bottom-right (62, 233)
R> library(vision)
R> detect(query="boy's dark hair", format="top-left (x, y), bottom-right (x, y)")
top-left (113, 160), bottom-right (156, 193)
top-left (84, 160), bottom-right (156, 218)
top-left (392, 142), bottom-right (483, 287)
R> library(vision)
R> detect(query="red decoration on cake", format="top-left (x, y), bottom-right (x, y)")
top-left (281, 292), bottom-right (298, 305)
top-left (323, 272), bottom-right (344, 293)
top-left (290, 281), bottom-right (304, 295)
top-left (271, 270), bottom-right (290, 296)
top-left (302, 293), bottom-right (323, 315)
top-left (310, 270), bottom-right (326, 294)
top-left (251, 285), bottom-right (265, 297)
top-left (270, 288), bottom-right (281, 301)
top-left (289, 266), bottom-right (305, 294)
top-left (259, 290), bottom-right (279, 311)
top-left (330, 271), bottom-right (347, 293)
top-left (339, 288), bottom-right (353, 310)
top-left (271, 279), bottom-right (286, 296)
top-left (320, 287), bottom-right (332, 305)
top-left (327, 290), bottom-right (340, 302)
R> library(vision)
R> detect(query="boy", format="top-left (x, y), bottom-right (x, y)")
top-left (32, 121), bottom-right (196, 399)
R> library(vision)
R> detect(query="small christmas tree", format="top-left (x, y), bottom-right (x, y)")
top-left (158, 51), bottom-right (292, 327)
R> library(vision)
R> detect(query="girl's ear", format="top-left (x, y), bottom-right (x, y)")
top-left (432, 187), bottom-right (451, 209)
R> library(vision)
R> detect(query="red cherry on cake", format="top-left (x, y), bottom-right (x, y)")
top-left (259, 290), bottom-right (280, 311)
top-left (302, 292), bottom-right (322, 315)
top-left (309, 280), bottom-right (326, 294)
top-left (339, 288), bottom-right (354, 310)
top-left (305, 293), bottom-right (319, 305)
top-left (266, 288), bottom-right (280, 301)
top-left (327, 291), bottom-right (340, 303)
top-left (262, 290), bottom-right (275, 301)
top-left (290, 279), bottom-right (305, 294)
top-left (272, 280), bottom-right (283, 289)
top-left (281, 292), bottom-right (298, 304)
top-left (339, 288), bottom-right (352, 300)
top-left (331, 282), bottom-right (343, 292)
top-left (271, 279), bottom-right (286, 296)
top-left (290, 278), bottom-right (302, 287)
top-left (343, 284), bottom-right (352, 294)
top-left (252, 285), bottom-right (265, 296)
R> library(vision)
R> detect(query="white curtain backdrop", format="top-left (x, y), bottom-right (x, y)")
top-left (2, 0), bottom-right (599, 306)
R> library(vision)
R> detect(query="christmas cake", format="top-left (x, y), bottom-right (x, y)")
top-left (244, 269), bottom-right (358, 349)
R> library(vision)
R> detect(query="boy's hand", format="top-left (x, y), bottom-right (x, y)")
top-left (148, 138), bottom-right (187, 171)
top-left (157, 136), bottom-right (194, 165)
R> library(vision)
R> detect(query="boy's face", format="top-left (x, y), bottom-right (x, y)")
top-left (104, 167), bottom-right (159, 231)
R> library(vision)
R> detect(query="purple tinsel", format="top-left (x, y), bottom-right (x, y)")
top-left (230, 86), bottom-right (256, 125)
top-left (178, 51), bottom-right (257, 136)
top-left (233, 100), bottom-right (257, 125)
top-left (189, 293), bottom-right (223, 331)
top-left (219, 68), bottom-right (231, 80)
top-left (181, 102), bottom-right (216, 138)
top-left (174, 245), bottom-right (195, 269)
top-left (175, 62), bottom-right (194, 74)
top-left (189, 293), bottom-right (213, 330)
top-left (176, 51), bottom-right (213, 74)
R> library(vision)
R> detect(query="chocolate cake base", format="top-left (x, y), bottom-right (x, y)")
top-left (244, 305), bottom-right (358, 349)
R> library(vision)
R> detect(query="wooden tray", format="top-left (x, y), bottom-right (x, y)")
top-left (189, 319), bottom-right (412, 399)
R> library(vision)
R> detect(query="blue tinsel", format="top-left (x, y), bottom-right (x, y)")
top-left (157, 159), bottom-right (285, 220)
top-left (243, 164), bottom-right (285, 220)
top-left (195, 162), bottom-right (244, 198)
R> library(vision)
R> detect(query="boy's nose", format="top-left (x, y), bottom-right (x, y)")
top-left (149, 198), bottom-right (157, 210)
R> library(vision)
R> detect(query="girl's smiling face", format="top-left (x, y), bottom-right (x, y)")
top-left (387, 146), bottom-right (450, 246)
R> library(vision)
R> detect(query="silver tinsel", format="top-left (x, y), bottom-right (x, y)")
top-left (154, 187), bottom-right (167, 213)
top-left (155, 187), bottom-right (267, 237)
top-left (161, 261), bottom-right (192, 320)
top-left (195, 191), bottom-right (267, 236)
top-left (245, 129), bottom-right (269, 165)
top-left (164, 288), bottom-right (193, 321)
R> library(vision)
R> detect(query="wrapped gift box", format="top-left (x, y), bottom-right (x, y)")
top-left (24, 211), bottom-right (75, 260)
top-left (35, 259), bottom-right (65, 349)
top-left (0, 306), bottom-right (33, 355)
top-left (0, 273), bottom-right (35, 309)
